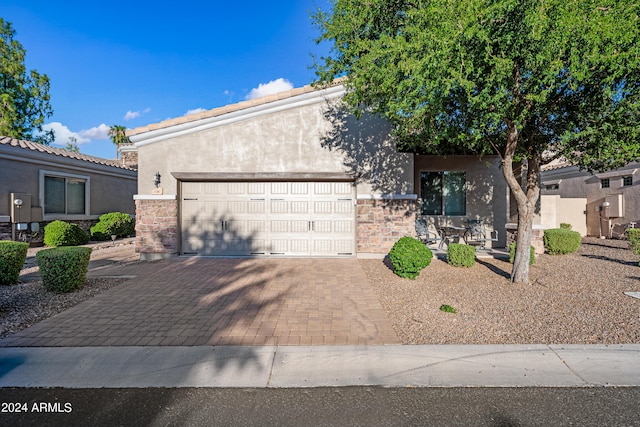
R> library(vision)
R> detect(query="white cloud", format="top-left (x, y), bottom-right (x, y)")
top-left (78, 123), bottom-right (110, 140)
top-left (124, 107), bottom-right (151, 121)
top-left (124, 111), bottom-right (140, 120)
top-left (185, 107), bottom-right (207, 116)
top-left (42, 122), bottom-right (88, 145)
top-left (246, 78), bottom-right (294, 100)
top-left (42, 122), bottom-right (110, 146)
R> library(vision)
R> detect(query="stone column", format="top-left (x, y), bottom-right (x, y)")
top-left (134, 195), bottom-right (178, 260)
top-left (356, 196), bottom-right (417, 256)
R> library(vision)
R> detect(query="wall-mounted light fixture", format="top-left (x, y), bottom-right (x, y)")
top-left (13, 198), bottom-right (23, 207)
top-left (153, 171), bottom-right (161, 188)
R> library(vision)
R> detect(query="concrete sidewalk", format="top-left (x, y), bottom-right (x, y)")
top-left (1, 344), bottom-right (638, 388)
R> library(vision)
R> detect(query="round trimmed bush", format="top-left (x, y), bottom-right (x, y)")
top-left (446, 243), bottom-right (476, 267)
top-left (36, 246), bottom-right (92, 293)
top-left (90, 212), bottom-right (135, 241)
top-left (44, 220), bottom-right (90, 247)
top-left (0, 241), bottom-right (29, 285)
top-left (389, 236), bottom-right (433, 279)
top-left (543, 228), bottom-right (581, 255)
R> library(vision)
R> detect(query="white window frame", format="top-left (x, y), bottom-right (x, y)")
top-left (39, 170), bottom-right (91, 220)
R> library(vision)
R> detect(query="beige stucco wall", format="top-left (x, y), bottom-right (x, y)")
top-left (541, 163), bottom-right (639, 236)
top-left (414, 155), bottom-right (508, 247)
top-left (135, 100), bottom-right (414, 198)
top-left (540, 195), bottom-right (587, 235)
top-left (0, 150), bottom-right (137, 221)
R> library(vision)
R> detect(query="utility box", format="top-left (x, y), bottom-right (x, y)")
top-left (10, 193), bottom-right (32, 223)
top-left (605, 194), bottom-right (624, 218)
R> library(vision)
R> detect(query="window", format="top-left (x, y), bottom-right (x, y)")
top-left (41, 171), bottom-right (89, 216)
top-left (545, 183), bottom-right (559, 190)
top-left (623, 176), bottom-right (633, 187)
top-left (420, 171), bottom-right (466, 215)
top-left (601, 178), bottom-right (610, 189)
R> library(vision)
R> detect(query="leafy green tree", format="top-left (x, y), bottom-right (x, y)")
top-left (63, 136), bottom-right (80, 153)
top-left (108, 124), bottom-right (131, 159)
top-left (313, 0), bottom-right (640, 283)
top-left (0, 18), bottom-right (54, 144)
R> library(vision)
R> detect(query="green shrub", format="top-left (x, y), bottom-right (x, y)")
top-left (90, 212), bottom-right (135, 241)
top-left (543, 228), bottom-right (581, 255)
top-left (447, 243), bottom-right (476, 267)
top-left (0, 241), bottom-right (29, 285)
top-left (389, 236), bottom-right (433, 279)
top-left (560, 223), bottom-right (572, 230)
top-left (44, 221), bottom-right (90, 247)
top-left (626, 228), bottom-right (640, 256)
top-left (508, 243), bottom-right (536, 265)
top-left (440, 304), bottom-right (457, 314)
top-left (36, 246), bottom-right (92, 293)
top-left (627, 228), bottom-right (640, 266)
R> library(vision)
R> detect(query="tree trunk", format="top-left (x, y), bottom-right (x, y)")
top-left (500, 119), bottom-right (540, 284)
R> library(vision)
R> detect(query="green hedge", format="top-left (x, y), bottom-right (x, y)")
top-left (44, 220), bottom-right (90, 247)
top-left (389, 236), bottom-right (433, 279)
top-left (446, 243), bottom-right (476, 267)
top-left (36, 246), bottom-right (92, 293)
top-left (627, 228), bottom-right (640, 266)
top-left (543, 228), bottom-right (581, 255)
top-left (90, 212), bottom-right (135, 241)
top-left (627, 228), bottom-right (640, 255)
top-left (0, 241), bottom-right (29, 285)
top-left (508, 243), bottom-right (536, 265)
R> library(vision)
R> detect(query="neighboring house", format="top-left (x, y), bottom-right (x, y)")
top-left (540, 161), bottom-right (639, 237)
top-left (127, 82), bottom-right (508, 260)
top-left (0, 136), bottom-right (138, 241)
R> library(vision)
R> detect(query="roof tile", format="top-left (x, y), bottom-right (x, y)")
top-left (0, 136), bottom-right (136, 171)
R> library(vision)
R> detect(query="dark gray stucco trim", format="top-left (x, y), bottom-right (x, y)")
top-left (170, 172), bottom-right (355, 182)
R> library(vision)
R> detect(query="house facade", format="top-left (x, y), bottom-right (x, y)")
top-left (0, 136), bottom-right (137, 241)
top-left (541, 161), bottom-right (639, 237)
top-left (128, 83), bottom-right (508, 260)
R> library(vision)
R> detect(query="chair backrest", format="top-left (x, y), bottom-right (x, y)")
top-left (415, 219), bottom-right (428, 236)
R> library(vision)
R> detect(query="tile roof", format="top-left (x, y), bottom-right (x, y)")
top-left (0, 136), bottom-right (136, 171)
top-left (127, 78), bottom-right (347, 137)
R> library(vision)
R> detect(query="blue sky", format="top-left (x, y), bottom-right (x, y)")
top-left (2, 0), bottom-right (332, 159)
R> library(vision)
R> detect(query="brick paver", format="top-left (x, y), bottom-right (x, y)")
top-left (1, 257), bottom-right (399, 346)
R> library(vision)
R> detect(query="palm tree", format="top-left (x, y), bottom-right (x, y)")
top-left (108, 125), bottom-right (130, 159)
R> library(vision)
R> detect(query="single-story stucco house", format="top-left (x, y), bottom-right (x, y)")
top-left (127, 82), bottom-right (509, 260)
top-left (0, 136), bottom-right (137, 241)
top-left (540, 161), bottom-right (639, 237)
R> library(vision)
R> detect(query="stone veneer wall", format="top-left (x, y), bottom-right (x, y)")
top-left (505, 223), bottom-right (546, 254)
top-left (356, 198), bottom-right (417, 254)
top-left (135, 198), bottom-right (178, 259)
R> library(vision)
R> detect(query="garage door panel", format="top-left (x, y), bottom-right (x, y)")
top-left (181, 180), bottom-right (355, 256)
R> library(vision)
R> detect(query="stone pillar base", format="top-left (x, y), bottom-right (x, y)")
top-left (505, 223), bottom-right (546, 254)
top-left (357, 197), bottom-right (417, 254)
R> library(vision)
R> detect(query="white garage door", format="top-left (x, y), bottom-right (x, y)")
top-left (180, 181), bottom-right (355, 256)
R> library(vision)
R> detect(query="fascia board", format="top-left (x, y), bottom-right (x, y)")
top-left (131, 85), bottom-right (347, 147)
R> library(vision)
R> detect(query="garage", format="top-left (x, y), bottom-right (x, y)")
top-left (178, 174), bottom-right (356, 257)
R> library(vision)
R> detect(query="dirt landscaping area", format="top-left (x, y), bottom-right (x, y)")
top-left (363, 237), bottom-right (640, 344)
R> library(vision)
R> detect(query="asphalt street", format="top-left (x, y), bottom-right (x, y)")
top-left (1, 387), bottom-right (639, 426)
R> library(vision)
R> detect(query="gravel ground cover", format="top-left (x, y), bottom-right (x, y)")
top-left (362, 237), bottom-right (640, 344)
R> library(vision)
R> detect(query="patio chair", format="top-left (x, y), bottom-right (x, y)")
top-left (415, 219), bottom-right (442, 247)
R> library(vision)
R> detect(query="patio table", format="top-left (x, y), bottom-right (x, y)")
top-left (437, 226), bottom-right (467, 249)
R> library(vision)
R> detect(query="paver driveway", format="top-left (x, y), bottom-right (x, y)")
top-left (1, 257), bottom-right (399, 347)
